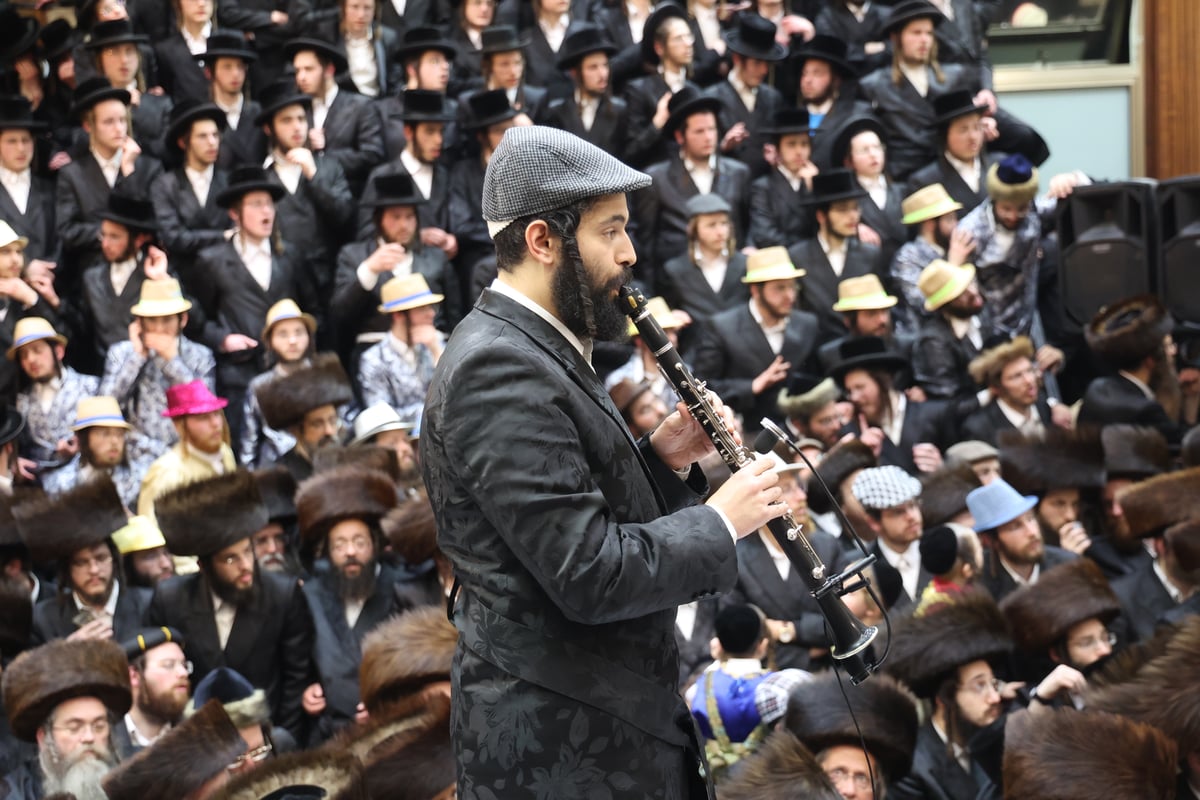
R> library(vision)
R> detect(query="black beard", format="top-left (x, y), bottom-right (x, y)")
top-left (942, 302), bottom-right (978, 320)
top-left (78, 578), bottom-right (115, 608)
top-left (210, 568), bottom-right (258, 608)
top-left (330, 556), bottom-right (378, 602)
top-left (550, 237), bottom-right (631, 342)
top-left (933, 226), bottom-right (951, 252)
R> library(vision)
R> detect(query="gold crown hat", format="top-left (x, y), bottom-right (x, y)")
top-left (741, 246), bottom-right (807, 284)
top-left (626, 295), bottom-right (683, 337)
top-left (5, 317), bottom-right (67, 360)
top-left (918, 259), bottom-right (977, 311)
top-left (111, 515), bottom-right (166, 555)
top-left (260, 298), bottom-right (317, 341)
top-left (832, 274), bottom-right (898, 312)
top-left (130, 277), bottom-right (192, 317)
top-left (71, 395), bottom-right (133, 432)
top-left (0, 221), bottom-right (28, 250)
top-left (377, 274), bottom-right (444, 314)
top-left (901, 183), bottom-right (963, 225)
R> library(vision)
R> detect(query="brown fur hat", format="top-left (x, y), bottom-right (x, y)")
top-left (1086, 616), bottom-right (1200, 750)
top-left (312, 445), bottom-right (401, 481)
top-left (1165, 519), bottom-right (1200, 573)
top-left (2, 638), bottom-right (131, 741)
top-left (1002, 708), bottom-right (1177, 800)
top-left (252, 466), bottom-right (298, 523)
top-left (330, 691), bottom-right (445, 766)
top-left (256, 353), bottom-right (353, 431)
top-left (0, 490), bottom-right (30, 548)
top-left (12, 476), bottom-right (127, 562)
top-left (214, 749), bottom-right (367, 800)
top-left (885, 590), bottom-right (1012, 698)
top-left (295, 465), bottom-right (397, 553)
top-left (156, 471), bottom-right (269, 558)
top-left (967, 336), bottom-right (1034, 387)
top-left (359, 605), bottom-right (457, 713)
top-left (381, 494), bottom-right (438, 565)
top-left (999, 559), bottom-right (1121, 653)
top-left (1085, 294), bottom-right (1174, 370)
top-left (360, 693), bottom-right (456, 800)
top-left (807, 439), bottom-right (876, 515)
top-left (919, 463), bottom-right (982, 527)
top-left (777, 375), bottom-right (839, 421)
top-left (0, 576), bottom-right (32, 659)
top-left (783, 673), bottom-right (919, 781)
top-left (717, 729), bottom-right (842, 800)
top-left (998, 428), bottom-right (1106, 495)
top-left (1102, 425), bottom-right (1171, 481)
top-left (1115, 467), bottom-right (1200, 539)
top-left (103, 700), bottom-right (247, 800)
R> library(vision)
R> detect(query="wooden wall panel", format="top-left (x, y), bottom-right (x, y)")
top-left (1143, 0), bottom-right (1200, 178)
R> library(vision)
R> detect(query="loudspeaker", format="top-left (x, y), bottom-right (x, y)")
top-left (1157, 175), bottom-right (1200, 325)
top-left (1056, 180), bottom-right (1157, 327)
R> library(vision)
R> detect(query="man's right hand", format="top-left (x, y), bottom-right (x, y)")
top-left (947, 227), bottom-right (976, 265)
top-left (707, 456), bottom-right (785, 539)
top-left (222, 333), bottom-right (258, 353)
top-left (652, 91), bottom-right (672, 130)
top-left (365, 242), bottom-right (407, 274)
top-left (121, 138), bottom-right (141, 176)
top-left (68, 618), bottom-right (114, 642)
top-left (129, 320), bottom-right (147, 357)
top-left (751, 355), bottom-right (790, 395)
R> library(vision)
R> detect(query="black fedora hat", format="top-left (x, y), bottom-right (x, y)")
top-left (827, 336), bottom-right (908, 382)
top-left (791, 34), bottom-right (856, 78)
top-left (197, 31), bottom-right (258, 62)
top-left (0, 408), bottom-right (24, 449)
top-left (0, 95), bottom-right (47, 132)
top-left (808, 168), bottom-right (868, 205)
top-left (0, 7), bottom-right (40, 63)
top-left (663, 85), bottom-right (723, 135)
top-left (253, 80), bottom-right (312, 126)
top-left (284, 37), bottom-right (349, 73)
top-left (397, 26), bottom-right (458, 61)
top-left (166, 99), bottom-right (228, 150)
top-left (392, 89), bottom-right (456, 123)
top-left (933, 89), bottom-right (989, 127)
top-left (365, 172), bottom-right (428, 208)
top-left (101, 189), bottom-right (157, 233)
top-left (69, 76), bottom-right (131, 119)
top-left (39, 19), bottom-right (82, 64)
top-left (215, 165), bottom-right (286, 208)
top-left (724, 13), bottom-right (786, 62)
top-left (882, 0), bottom-right (945, 35)
top-left (480, 24), bottom-right (529, 55)
top-left (830, 115), bottom-right (887, 167)
top-left (84, 18), bottom-right (149, 50)
top-left (640, 2), bottom-right (688, 65)
top-left (555, 23), bottom-right (617, 70)
top-left (761, 107), bottom-right (812, 138)
top-left (463, 89), bottom-right (519, 131)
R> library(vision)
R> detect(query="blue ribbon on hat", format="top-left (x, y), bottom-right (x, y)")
top-left (382, 290), bottom-right (435, 310)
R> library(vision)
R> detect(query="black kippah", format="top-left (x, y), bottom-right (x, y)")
top-left (920, 525), bottom-right (959, 576)
top-left (715, 604), bottom-right (763, 655)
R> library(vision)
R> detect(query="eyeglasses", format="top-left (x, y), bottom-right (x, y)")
top-left (826, 767), bottom-right (872, 791)
top-left (53, 719), bottom-right (110, 739)
top-left (1069, 631), bottom-right (1117, 651)
top-left (149, 658), bottom-right (194, 675)
top-left (227, 742), bottom-right (273, 770)
top-left (959, 677), bottom-right (1003, 698)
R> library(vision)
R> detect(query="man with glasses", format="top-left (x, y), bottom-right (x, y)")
top-left (960, 337), bottom-right (1056, 445)
top-left (114, 626), bottom-right (191, 755)
top-left (149, 470), bottom-right (313, 740)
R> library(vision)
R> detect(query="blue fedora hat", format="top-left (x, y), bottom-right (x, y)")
top-left (966, 478), bottom-right (1038, 532)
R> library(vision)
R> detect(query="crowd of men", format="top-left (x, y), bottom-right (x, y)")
top-left (0, 0), bottom-right (1196, 796)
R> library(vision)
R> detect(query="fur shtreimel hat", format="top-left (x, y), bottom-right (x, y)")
top-left (214, 749), bottom-right (367, 800)
top-left (1115, 467), bottom-right (1200, 539)
top-left (919, 463), bottom-right (982, 527)
top-left (783, 673), bottom-right (919, 782)
top-left (1086, 616), bottom-right (1200, 750)
top-left (185, 667), bottom-right (271, 730)
top-left (998, 428), bottom-right (1106, 496)
top-left (807, 439), bottom-right (876, 516)
top-left (717, 729), bottom-right (842, 800)
top-left (0, 576), bottom-right (31, 659)
top-left (359, 693), bottom-right (456, 800)
top-left (295, 465), bottom-right (398, 552)
top-left (1000, 559), bottom-right (1122, 653)
top-left (312, 445), bottom-right (401, 482)
top-left (253, 466), bottom-right (298, 524)
top-left (985, 154), bottom-right (1039, 206)
top-left (103, 700), bottom-right (247, 800)
top-left (381, 494), bottom-right (439, 565)
top-left (1101, 425), bottom-right (1170, 481)
top-left (1085, 294), bottom-right (1174, 369)
top-left (2, 638), bottom-right (131, 741)
top-left (359, 605), bottom-right (457, 713)
top-left (885, 591), bottom-right (1011, 698)
top-left (1002, 708), bottom-right (1177, 800)
top-left (967, 336), bottom-right (1034, 388)
top-left (256, 353), bottom-right (353, 431)
top-left (156, 471), bottom-right (269, 558)
top-left (777, 374), bottom-right (839, 421)
top-left (13, 476), bottom-right (127, 562)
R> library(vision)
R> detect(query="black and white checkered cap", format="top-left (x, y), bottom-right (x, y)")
top-left (482, 125), bottom-right (652, 236)
top-left (851, 465), bottom-right (922, 510)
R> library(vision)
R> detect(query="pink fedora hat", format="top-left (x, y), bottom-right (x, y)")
top-left (162, 380), bottom-right (228, 418)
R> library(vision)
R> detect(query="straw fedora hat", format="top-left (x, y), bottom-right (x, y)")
top-left (0, 220), bottom-right (27, 250)
top-left (901, 183), bottom-right (963, 225)
top-left (260, 298), bottom-right (316, 341)
top-left (5, 317), bottom-right (66, 360)
top-left (626, 296), bottom-right (683, 337)
top-left (918, 259), bottom-right (976, 312)
top-left (130, 278), bottom-right (192, 317)
top-left (832, 274), bottom-right (898, 312)
top-left (378, 274), bottom-right (444, 314)
top-left (71, 395), bottom-right (133, 432)
top-left (741, 246), bottom-right (806, 284)
top-left (110, 515), bottom-right (166, 556)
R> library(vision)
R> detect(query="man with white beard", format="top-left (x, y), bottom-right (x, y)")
top-left (0, 638), bottom-right (131, 800)
top-left (113, 627), bottom-right (192, 757)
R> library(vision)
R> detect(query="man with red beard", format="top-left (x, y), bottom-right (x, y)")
top-left (0, 638), bottom-right (131, 800)
top-left (114, 626), bottom-right (191, 756)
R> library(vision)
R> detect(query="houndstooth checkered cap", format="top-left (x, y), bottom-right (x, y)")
top-left (482, 125), bottom-right (652, 237)
top-left (852, 465), bottom-right (922, 511)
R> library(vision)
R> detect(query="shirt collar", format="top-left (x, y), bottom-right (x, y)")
top-left (1152, 559), bottom-right (1186, 603)
top-left (948, 313), bottom-right (979, 339)
top-left (317, 82), bottom-right (339, 108)
top-left (817, 232), bottom-right (846, 256)
top-left (683, 153), bottom-right (716, 173)
top-left (215, 93), bottom-right (244, 115)
top-left (400, 148), bottom-right (432, 175)
top-left (748, 298), bottom-right (787, 333)
top-left (728, 71), bottom-right (756, 97)
top-left (945, 150), bottom-right (980, 174)
top-left (235, 232), bottom-right (272, 259)
top-left (1118, 370), bottom-right (1155, 400)
top-left (0, 165), bottom-right (30, 185)
top-left (91, 146), bottom-right (122, 171)
top-left (490, 279), bottom-right (593, 368)
top-left (74, 579), bottom-right (120, 616)
top-left (185, 163), bottom-right (214, 182)
top-left (1000, 557), bottom-right (1039, 587)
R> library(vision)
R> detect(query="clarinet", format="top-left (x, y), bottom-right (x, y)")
top-left (620, 286), bottom-right (879, 684)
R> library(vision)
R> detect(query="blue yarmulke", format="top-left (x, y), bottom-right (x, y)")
top-left (996, 154), bottom-right (1034, 185)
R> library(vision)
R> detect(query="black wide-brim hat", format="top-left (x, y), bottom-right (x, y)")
top-left (165, 99), bottom-right (228, 150)
top-left (882, 0), bottom-right (945, 35)
top-left (216, 165), bottom-right (286, 208)
top-left (0, 408), bottom-right (24, 449)
top-left (641, 2), bottom-right (688, 65)
top-left (663, 85), bottom-right (723, 136)
top-left (724, 12), bottom-right (787, 62)
top-left (830, 115), bottom-right (888, 167)
top-left (284, 37), bottom-right (349, 73)
top-left (480, 24), bottom-right (530, 55)
top-left (393, 89), bottom-right (456, 123)
top-left (366, 172), bottom-right (428, 208)
top-left (463, 88), bottom-right (519, 131)
top-left (790, 33), bottom-right (856, 78)
top-left (69, 76), bottom-right (131, 119)
top-left (197, 31), bottom-right (258, 62)
top-left (253, 79), bottom-right (312, 126)
top-left (38, 19), bottom-right (82, 64)
top-left (555, 23), bottom-right (617, 70)
top-left (807, 167), bottom-right (869, 206)
top-left (84, 18), bottom-right (149, 50)
top-left (761, 107), bottom-right (812, 138)
top-left (0, 95), bottom-right (48, 132)
top-left (933, 89), bottom-right (989, 126)
top-left (0, 8), bottom-right (40, 63)
top-left (101, 191), bottom-right (158, 232)
top-left (399, 26), bottom-right (459, 60)
top-left (827, 335), bottom-right (908, 382)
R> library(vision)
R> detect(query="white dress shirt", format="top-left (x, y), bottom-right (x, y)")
top-left (859, 173), bottom-right (888, 210)
top-left (946, 151), bottom-right (982, 193)
top-left (400, 149), bottom-right (434, 199)
top-left (748, 298), bottom-right (787, 354)
top-left (759, 530), bottom-right (791, 580)
top-left (109, 257), bottom-right (138, 295)
top-left (684, 154), bottom-right (716, 195)
top-left (538, 12), bottom-right (570, 51)
top-left (695, 249), bottom-right (728, 293)
top-left (185, 163), bottom-right (214, 206)
top-left (33, 377), bottom-right (61, 413)
top-left (216, 93), bottom-right (244, 130)
top-left (693, 3), bottom-right (723, 53)
top-left (93, 147), bottom-right (123, 188)
top-left (882, 390), bottom-right (906, 446)
top-left (346, 32), bottom-right (379, 97)
top-left (659, 65), bottom-right (687, 93)
top-left (266, 152), bottom-right (302, 194)
top-left (996, 397), bottom-right (1045, 436)
top-left (1001, 557), bottom-right (1039, 587)
top-left (182, 21), bottom-right (212, 56)
top-left (728, 72), bottom-right (757, 113)
top-left (576, 91), bottom-right (598, 131)
top-left (878, 537), bottom-right (921, 600)
top-left (235, 233), bottom-right (273, 291)
top-left (210, 590), bottom-right (236, 649)
top-left (818, 233), bottom-right (848, 278)
top-left (74, 580), bottom-right (120, 618)
top-left (899, 62), bottom-right (929, 96)
top-left (312, 83), bottom-right (339, 130)
top-left (0, 166), bottom-right (31, 214)
top-left (675, 601), bottom-right (698, 639)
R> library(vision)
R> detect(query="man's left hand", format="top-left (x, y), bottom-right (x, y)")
top-left (651, 397), bottom-right (736, 472)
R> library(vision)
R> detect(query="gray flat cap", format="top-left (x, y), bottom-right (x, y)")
top-left (686, 193), bottom-right (732, 218)
top-left (482, 125), bottom-right (651, 237)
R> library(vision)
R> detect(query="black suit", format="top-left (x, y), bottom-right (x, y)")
top-left (959, 398), bottom-right (1053, 446)
top-left (910, 314), bottom-right (983, 400)
top-left (315, 89), bottom-right (386, 196)
top-left (156, 32), bottom-right (212, 103)
top-left (131, 92), bottom-right (175, 164)
top-left (379, 0), bottom-right (448, 38)
top-left (786, 235), bottom-right (883, 344)
top-left (748, 168), bottom-right (815, 248)
top-left (0, 173), bottom-right (57, 264)
top-left (674, 598), bottom-right (717, 689)
top-left (890, 722), bottom-right (980, 800)
top-left (217, 0), bottom-right (313, 89)
top-left (622, 73), bottom-right (683, 169)
top-left (357, 159), bottom-right (451, 241)
top-left (332, 28), bottom-right (403, 97)
top-left (1078, 375), bottom-right (1184, 445)
top-left (147, 570), bottom-right (314, 737)
top-left (29, 584), bottom-right (151, 646)
top-left (858, 180), bottom-right (907, 271)
top-left (906, 151), bottom-right (1005, 216)
top-left (1110, 560), bottom-right (1178, 644)
top-left (73, 261), bottom-right (156, 374)
top-left (978, 545), bottom-right (1076, 603)
top-left (705, 79), bottom-right (784, 179)
top-left (150, 166), bottom-right (233, 284)
top-left (217, 100), bottom-right (268, 170)
top-left (540, 93), bottom-right (629, 164)
top-left (803, 95), bottom-right (876, 172)
top-left (520, 11), bottom-right (582, 97)
top-left (814, 3), bottom-right (891, 77)
top-left (691, 304), bottom-right (820, 434)
top-left (446, 156), bottom-right (490, 308)
top-left (839, 398), bottom-right (954, 475)
top-left (659, 252), bottom-right (750, 343)
top-left (868, 539), bottom-right (932, 614)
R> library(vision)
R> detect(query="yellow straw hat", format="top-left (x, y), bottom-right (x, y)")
top-left (626, 296), bottom-right (683, 337)
top-left (5, 317), bottom-right (67, 360)
top-left (832, 274), bottom-right (898, 312)
top-left (111, 515), bottom-right (166, 555)
top-left (71, 396), bottom-right (133, 432)
top-left (130, 278), bottom-right (192, 317)
top-left (919, 259), bottom-right (977, 312)
top-left (901, 183), bottom-right (963, 225)
top-left (377, 274), bottom-right (444, 314)
top-left (741, 246), bottom-right (807, 284)
top-left (260, 298), bottom-right (317, 341)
